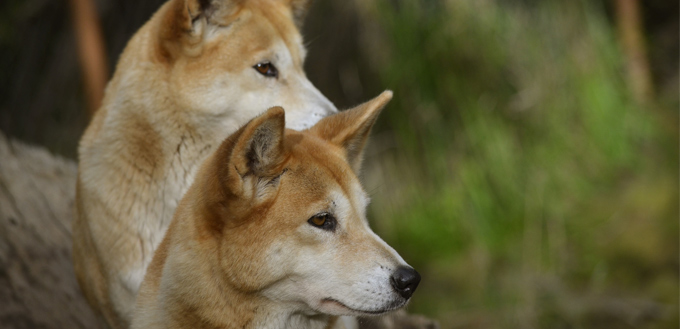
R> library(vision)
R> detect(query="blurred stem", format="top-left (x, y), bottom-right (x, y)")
top-left (614, 0), bottom-right (654, 104)
top-left (69, 0), bottom-right (108, 118)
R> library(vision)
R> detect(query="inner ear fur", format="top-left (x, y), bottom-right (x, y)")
top-left (178, 0), bottom-right (243, 29)
top-left (159, 0), bottom-right (243, 57)
top-left (159, 0), bottom-right (309, 60)
top-left (234, 107), bottom-right (286, 177)
top-left (165, 0), bottom-right (309, 37)
top-left (197, 107), bottom-right (284, 235)
top-left (287, 0), bottom-right (313, 29)
top-left (215, 106), bottom-right (287, 197)
top-left (310, 90), bottom-right (392, 174)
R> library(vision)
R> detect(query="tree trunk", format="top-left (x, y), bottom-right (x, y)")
top-left (0, 131), bottom-right (106, 329)
top-left (615, 0), bottom-right (654, 103)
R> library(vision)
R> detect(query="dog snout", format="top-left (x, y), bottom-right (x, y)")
top-left (390, 266), bottom-right (421, 299)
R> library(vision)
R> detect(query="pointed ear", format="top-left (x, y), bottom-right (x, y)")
top-left (160, 0), bottom-right (243, 56)
top-left (198, 107), bottom-right (285, 234)
top-left (230, 106), bottom-right (287, 178)
top-left (214, 107), bottom-right (286, 197)
top-left (178, 0), bottom-right (244, 28)
top-left (286, 0), bottom-right (313, 29)
top-left (310, 90), bottom-right (392, 173)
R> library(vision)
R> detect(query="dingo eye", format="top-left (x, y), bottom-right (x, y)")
top-left (308, 213), bottom-right (336, 231)
top-left (253, 62), bottom-right (278, 78)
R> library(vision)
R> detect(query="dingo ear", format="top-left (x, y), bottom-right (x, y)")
top-left (310, 90), bottom-right (392, 174)
top-left (176, 0), bottom-right (243, 29)
top-left (199, 107), bottom-right (284, 234)
top-left (232, 106), bottom-right (286, 178)
top-left (160, 0), bottom-right (243, 57)
top-left (286, 0), bottom-right (312, 29)
top-left (173, 0), bottom-right (309, 31)
top-left (215, 107), bottom-right (286, 197)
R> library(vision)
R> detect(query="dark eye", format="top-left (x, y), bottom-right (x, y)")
top-left (307, 213), bottom-right (336, 231)
top-left (253, 62), bottom-right (278, 78)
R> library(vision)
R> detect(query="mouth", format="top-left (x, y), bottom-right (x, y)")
top-left (320, 298), bottom-right (405, 316)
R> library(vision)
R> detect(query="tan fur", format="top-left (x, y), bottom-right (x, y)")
top-left (132, 92), bottom-right (416, 329)
top-left (73, 0), bottom-right (336, 328)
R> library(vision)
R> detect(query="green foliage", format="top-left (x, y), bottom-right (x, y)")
top-left (361, 0), bottom-right (678, 327)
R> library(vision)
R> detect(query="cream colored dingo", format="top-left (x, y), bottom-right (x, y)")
top-left (131, 91), bottom-right (421, 329)
top-left (73, 0), bottom-right (336, 327)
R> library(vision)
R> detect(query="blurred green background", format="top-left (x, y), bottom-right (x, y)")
top-left (343, 1), bottom-right (679, 328)
top-left (0, 0), bottom-right (677, 328)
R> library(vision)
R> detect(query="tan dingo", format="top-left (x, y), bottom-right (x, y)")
top-left (73, 0), bottom-right (336, 327)
top-left (131, 91), bottom-right (421, 329)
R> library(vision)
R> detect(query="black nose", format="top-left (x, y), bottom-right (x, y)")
top-left (390, 266), bottom-right (421, 299)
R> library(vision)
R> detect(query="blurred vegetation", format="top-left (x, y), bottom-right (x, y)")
top-left (347, 0), bottom-right (678, 328)
top-left (0, 0), bottom-right (677, 328)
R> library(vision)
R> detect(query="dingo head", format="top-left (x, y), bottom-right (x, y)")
top-left (192, 91), bottom-right (420, 316)
top-left (150, 0), bottom-right (335, 129)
